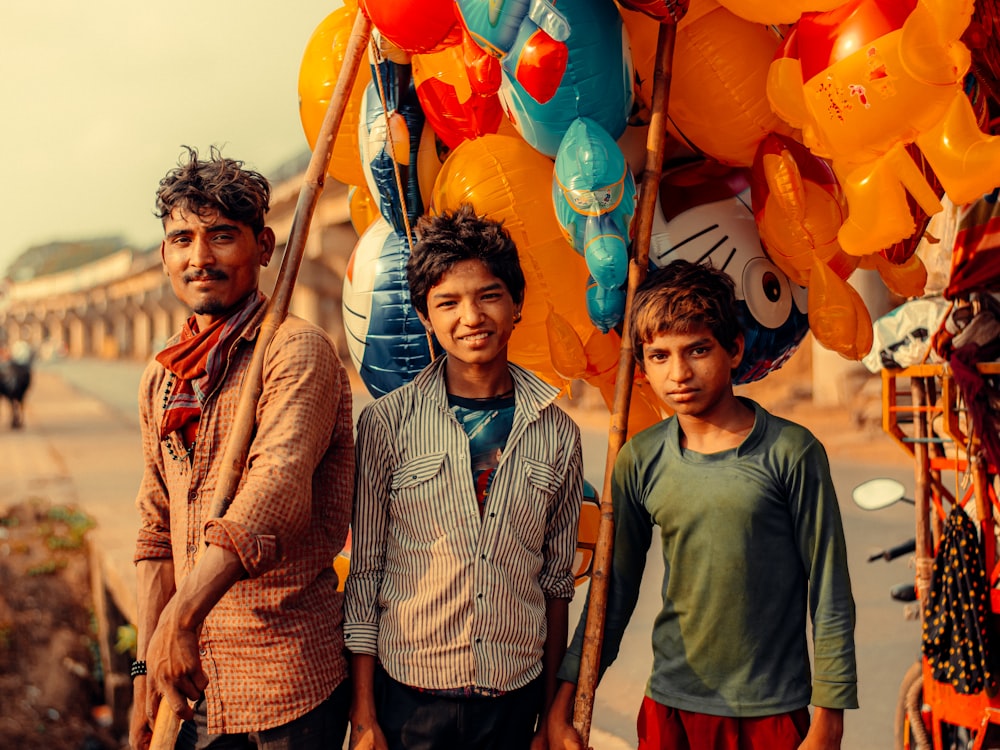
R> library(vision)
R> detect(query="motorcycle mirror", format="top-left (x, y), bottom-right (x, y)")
top-left (852, 478), bottom-right (910, 510)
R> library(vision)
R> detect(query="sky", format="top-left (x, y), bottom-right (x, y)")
top-left (0, 1), bottom-right (343, 272)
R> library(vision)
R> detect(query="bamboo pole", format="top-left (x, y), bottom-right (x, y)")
top-left (573, 20), bottom-right (678, 746)
top-left (149, 11), bottom-right (372, 750)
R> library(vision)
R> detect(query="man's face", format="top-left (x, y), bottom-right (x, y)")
top-left (160, 208), bottom-right (274, 328)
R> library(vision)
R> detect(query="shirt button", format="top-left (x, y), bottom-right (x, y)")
top-left (187, 544), bottom-right (197, 554)
top-left (188, 490), bottom-right (197, 501)
top-left (475, 638), bottom-right (482, 644)
top-left (480, 554), bottom-right (487, 561)
top-left (199, 648), bottom-right (207, 656)
top-left (477, 593), bottom-right (483, 599)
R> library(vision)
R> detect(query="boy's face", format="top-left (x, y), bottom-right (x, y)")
top-left (642, 325), bottom-right (744, 419)
top-left (418, 259), bottom-right (521, 370)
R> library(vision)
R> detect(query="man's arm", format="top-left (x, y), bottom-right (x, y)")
top-left (144, 544), bottom-right (245, 721)
top-left (129, 559), bottom-right (175, 750)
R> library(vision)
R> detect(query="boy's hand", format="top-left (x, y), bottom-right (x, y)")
top-left (349, 714), bottom-right (388, 750)
top-left (797, 706), bottom-right (844, 750)
top-left (546, 682), bottom-right (590, 750)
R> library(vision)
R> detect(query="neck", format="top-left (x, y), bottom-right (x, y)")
top-left (676, 395), bottom-right (755, 454)
top-left (444, 358), bottom-right (514, 400)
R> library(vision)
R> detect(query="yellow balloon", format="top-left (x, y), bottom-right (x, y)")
top-left (298, 0), bottom-right (370, 187)
top-left (808, 259), bottom-right (873, 360)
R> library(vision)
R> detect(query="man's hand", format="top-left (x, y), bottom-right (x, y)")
top-left (546, 682), bottom-right (590, 750)
top-left (798, 706), bottom-right (844, 750)
top-left (129, 675), bottom-right (155, 750)
top-left (145, 595), bottom-right (207, 722)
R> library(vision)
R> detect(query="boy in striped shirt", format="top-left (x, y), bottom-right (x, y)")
top-left (344, 204), bottom-right (584, 750)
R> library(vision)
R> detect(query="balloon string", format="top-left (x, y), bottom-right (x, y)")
top-left (370, 38), bottom-right (416, 254)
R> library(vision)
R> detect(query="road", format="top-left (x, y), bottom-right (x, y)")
top-left (34, 357), bottom-right (919, 749)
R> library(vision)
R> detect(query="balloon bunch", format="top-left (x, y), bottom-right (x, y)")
top-left (298, 0), bottom-right (1000, 415)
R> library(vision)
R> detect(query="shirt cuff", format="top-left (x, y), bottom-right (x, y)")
top-left (134, 529), bottom-right (173, 564)
top-left (343, 623), bottom-right (379, 656)
top-left (811, 680), bottom-right (859, 710)
top-left (203, 519), bottom-right (278, 578)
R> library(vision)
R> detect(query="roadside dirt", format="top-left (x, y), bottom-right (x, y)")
top-left (0, 499), bottom-right (120, 750)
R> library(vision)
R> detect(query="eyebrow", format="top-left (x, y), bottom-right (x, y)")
top-left (165, 223), bottom-right (242, 239)
top-left (429, 282), bottom-right (505, 300)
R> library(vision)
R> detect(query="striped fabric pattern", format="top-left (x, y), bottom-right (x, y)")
top-left (134, 310), bottom-right (354, 734)
top-left (344, 356), bottom-right (583, 693)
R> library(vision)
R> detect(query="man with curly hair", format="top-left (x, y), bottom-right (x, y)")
top-left (130, 146), bottom-right (354, 750)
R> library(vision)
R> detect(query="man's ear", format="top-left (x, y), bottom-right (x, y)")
top-left (258, 227), bottom-right (276, 267)
top-left (159, 241), bottom-right (168, 273)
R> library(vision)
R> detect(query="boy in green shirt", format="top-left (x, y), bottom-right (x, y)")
top-left (548, 260), bottom-right (857, 750)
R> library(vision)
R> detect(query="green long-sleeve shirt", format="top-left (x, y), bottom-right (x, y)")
top-left (559, 399), bottom-right (858, 716)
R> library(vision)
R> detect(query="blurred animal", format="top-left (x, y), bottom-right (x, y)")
top-left (0, 342), bottom-right (33, 429)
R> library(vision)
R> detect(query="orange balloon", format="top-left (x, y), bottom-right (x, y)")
top-left (808, 259), bottom-right (873, 359)
top-left (348, 184), bottom-right (380, 237)
top-left (622, 0), bottom-right (797, 167)
top-left (715, 0), bottom-right (843, 24)
top-left (298, 1), bottom-right (370, 187)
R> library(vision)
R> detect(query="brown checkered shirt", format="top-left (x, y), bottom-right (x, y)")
top-left (134, 309), bottom-right (353, 734)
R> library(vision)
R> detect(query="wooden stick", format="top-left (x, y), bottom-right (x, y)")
top-left (572, 20), bottom-right (677, 746)
top-left (149, 11), bottom-right (372, 750)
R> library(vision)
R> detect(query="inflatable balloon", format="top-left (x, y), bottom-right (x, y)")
top-left (358, 61), bottom-right (426, 237)
top-left (348, 184), bottom-right (380, 237)
top-left (359, 0), bottom-right (461, 54)
top-left (715, 0), bottom-right (843, 24)
top-left (574, 480), bottom-right (600, 586)
top-left (618, 0), bottom-right (690, 22)
top-left (298, 1), bottom-right (370, 187)
top-left (807, 259), bottom-right (874, 360)
top-left (342, 218), bottom-right (432, 397)
top-left (767, 0), bottom-right (1000, 256)
top-left (651, 161), bottom-right (810, 382)
top-left (750, 132), bottom-right (857, 288)
top-left (411, 30), bottom-right (504, 148)
top-left (460, 0), bottom-right (633, 158)
top-left (553, 118), bottom-right (637, 331)
top-left (622, 1), bottom-right (797, 167)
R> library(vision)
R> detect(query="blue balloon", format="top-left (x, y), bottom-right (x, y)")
top-left (342, 219), bottom-right (432, 398)
top-left (586, 277), bottom-right (626, 334)
top-left (359, 61), bottom-right (425, 237)
top-left (495, 0), bottom-right (633, 157)
top-left (554, 117), bottom-right (636, 331)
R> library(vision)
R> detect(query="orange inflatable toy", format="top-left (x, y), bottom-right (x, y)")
top-left (767, 0), bottom-right (1000, 257)
top-left (621, 0), bottom-right (797, 167)
top-left (715, 0), bottom-right (844, 24)
top-left (298, 2), bottom-right (370, 188)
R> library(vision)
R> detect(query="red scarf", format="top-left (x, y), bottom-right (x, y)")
top-left (156, 291), bottom-right (265, 446)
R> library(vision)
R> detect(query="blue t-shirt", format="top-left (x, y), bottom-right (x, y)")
top-left (448, 392), bottom-right (516, 517)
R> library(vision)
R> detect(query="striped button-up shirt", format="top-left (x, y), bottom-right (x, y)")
top-left (344, 356), bottom-right (583, 692)
top-left (134, 310), bottom-right (354, 734)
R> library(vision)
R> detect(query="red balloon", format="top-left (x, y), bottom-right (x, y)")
top-left (360, 0), bottom-right (461, 54)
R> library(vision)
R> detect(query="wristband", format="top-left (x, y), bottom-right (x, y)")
top-left (130, 659), bottom-right (147, 681)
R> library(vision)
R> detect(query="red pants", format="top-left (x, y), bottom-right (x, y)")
top-left (637, 696), bottom-right (811, 750)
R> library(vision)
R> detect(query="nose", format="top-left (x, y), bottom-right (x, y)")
top-left (459, 299), bottom-right (485, 325)
top-left (189, 235), bottom-right (215, 267)
top-left (669, 355), bottom-right (692, 383)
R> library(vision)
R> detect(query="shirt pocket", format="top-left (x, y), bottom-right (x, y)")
top-left (388, 452), bottom-right (452, 542)
top-left (504, 455), bottom-right (563, 549)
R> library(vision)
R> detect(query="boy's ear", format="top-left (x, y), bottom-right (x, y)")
top-left (416, 308), bottom-right (432, 333)
top-left (730, 334), bottom-right (745, 370)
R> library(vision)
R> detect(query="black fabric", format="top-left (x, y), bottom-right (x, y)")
top-left (922, 504), bottom-right (994, 694)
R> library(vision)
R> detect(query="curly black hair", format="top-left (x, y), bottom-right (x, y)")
top-left (154, 145), bottom-right (271, 235)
